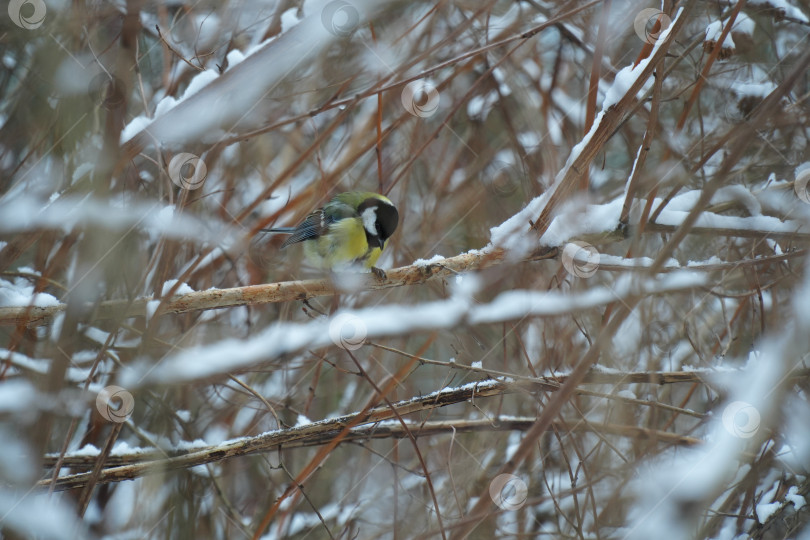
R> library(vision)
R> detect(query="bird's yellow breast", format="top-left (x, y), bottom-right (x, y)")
top-left (303, 218), bottom-right (384, 270)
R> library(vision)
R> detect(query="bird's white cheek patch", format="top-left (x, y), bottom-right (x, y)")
top-left (361, 207), bottom-right (378, 236)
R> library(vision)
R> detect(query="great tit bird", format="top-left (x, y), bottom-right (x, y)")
top-left (263, 192), bottom-right (399, 277)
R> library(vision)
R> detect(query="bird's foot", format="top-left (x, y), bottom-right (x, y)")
top-left (371, 267), bottom-right (387, 280)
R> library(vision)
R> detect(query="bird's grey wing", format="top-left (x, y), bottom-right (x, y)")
top-left (280, 210), bottom-right (328, 248)
top-left (279, 201), bottom-right (356, 248)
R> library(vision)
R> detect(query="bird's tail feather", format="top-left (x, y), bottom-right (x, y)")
top-left (261, 227), bottom-right (295, 234)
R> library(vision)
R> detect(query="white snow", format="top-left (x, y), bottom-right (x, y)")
top-left (705, 21), bottom-right (735, 50)
top-left (785, 485), bottom-right (806, 510)
top-left (161, 279), bottom-right (195, 296)
top-left (706, 13), bottom-right (755, 51)
top-left (0, 491), bottom-right (88, 539)
top-left (757, 499), bottom-right (782, 522)
top-left (146, 299), bottom-right (161, 320)
top-left (604, 64), bottom-right (645, 109)
top-left (617, 389), bottom-right (637, 400)
top-left (595, 253), bottom-right (680, 269)
top-left (517, 131), bottom-right (540, 150)
top-left (0, 276), bottom-right (59, 308)
top-left (0, 379), bottom-right (39, 413)
top-left (488, 190), bottom-right (551, 253)
top-left (154, 95), bottom-right (178, 118)
top-left (174, 438), bottom-right (209, 451)
top-left (749, 0), bottom-right (809, 22)
top-left (120, 115), bottom-right (152, 144)
top-left (413, 254), bottom-right (446, 266)
top-left (182, 69), bottom-right (220, 102)
top-left (72, 443), bottom-right (101, 456)
top-left (226, 49), bottom-right (246, 69)
top-left (467, 92), bottom-right (499, 121)
top-left (115, 2), bottom-right (359, 147)
top-left (540, 198), bottom-right (623, 247)
top-left (133, 271), bottom-right (706, 384)
top-left (732, 13), bottom-right (755, 36)
top-left (71, 162), bottom-right (95, 183)
top-left (0, 195), bottom-right (239, 246)
top-left (627, 256), bottom-right (810, 538)
top-left (655, 207), bottom-right (805, 235)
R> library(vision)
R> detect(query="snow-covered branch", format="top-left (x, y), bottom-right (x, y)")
top-left (124, 270), bottom-right (706, 385)
top-left (3, 197), bottom-right (807, 327)
top-left (42, 369), bottom-right (716, 491)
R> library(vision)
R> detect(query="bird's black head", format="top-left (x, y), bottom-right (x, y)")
top-left (358, 197), bottom-right (399, 249)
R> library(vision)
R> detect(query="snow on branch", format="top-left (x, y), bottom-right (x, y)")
top-left (524, 7), bottom-right (688, 238)
top-left (127, 270), bottom-right (706, 385)
top-left (41, 370), bottom-right (716, 491)
top-left (119, 0), bottom-right (392, 156)
top-left (2, 198), bottom-right (807, 327)
top-left (0, 195), bottom-right (238, 244)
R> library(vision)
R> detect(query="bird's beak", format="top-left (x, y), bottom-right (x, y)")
top-left (377, 237), bottom-right (386, 249)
